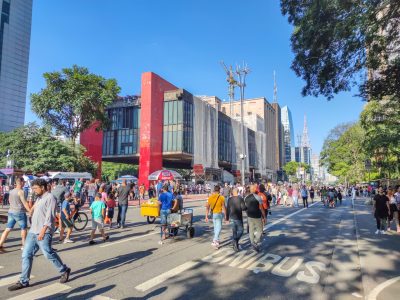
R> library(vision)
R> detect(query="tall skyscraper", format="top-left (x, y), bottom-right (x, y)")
top-left (0, 0), bottom-right (32, 132)
top-left (281, 106), bottom-right (295, 164)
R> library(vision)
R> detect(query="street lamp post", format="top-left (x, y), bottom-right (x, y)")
top-left (236, 63), bottom-right (250, 187)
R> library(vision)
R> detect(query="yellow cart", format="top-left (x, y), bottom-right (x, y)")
top-left (140, 199), bottom-right (159, 224)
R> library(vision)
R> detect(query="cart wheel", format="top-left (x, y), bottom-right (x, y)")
top-left (171, 228), bottom-right (178, 237)
top-left (187, 227), bottom-right (195, 238)
top-left (147, 216), bottom-right (156, 224)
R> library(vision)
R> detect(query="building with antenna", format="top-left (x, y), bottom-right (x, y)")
top-left (294, 115), bottom-right (312, 166)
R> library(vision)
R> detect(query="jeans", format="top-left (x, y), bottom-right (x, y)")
top-left (302, 197), bottom-right (308, 208)
top-left (212, 213), bottom-right (223, 242)
top-left (117, 204), bottom-right (128, 227)
top-left (248, 217), bottom-right (263, 245)
top-left (230, 219), bottom-right (244, 243)
top-left (20, 232), bottom-right (67, 285)
top-left (293, 196), bottom-right (299, 207)
top-left (88, 196), bottom-right (94, 207)
top-left (7, 212), bottom-right (28, 229)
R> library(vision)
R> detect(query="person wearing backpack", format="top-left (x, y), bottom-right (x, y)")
top-left (205, 185), bottom-right (226, 249)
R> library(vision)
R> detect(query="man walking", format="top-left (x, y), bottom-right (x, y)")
top-left (0, 177), bottom-right (31, 250)
top-left (222, 183), bottom-right (231, 206)
top-left (301, 185), bottom-right (309, 208)
top-left (244, 184), bottom-right (266, 252)
top-left (117, 179), bottom-right (130, 228)
top-left (205, 185), bottom-right (226, 249)
top-left (8, 179), bottom-right (70, 291)
top-left (226, 188), bottom-right (246, 251)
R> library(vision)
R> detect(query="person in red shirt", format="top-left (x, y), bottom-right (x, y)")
top-left (106, 194), bottom-right (117, 228)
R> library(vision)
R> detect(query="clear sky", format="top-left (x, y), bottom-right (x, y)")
top-left (25, 0), bottom-right (365, 154)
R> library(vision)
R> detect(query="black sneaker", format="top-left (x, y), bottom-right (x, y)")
top-left (103, 235), bottom-right (110, 242)
top-left (60, 267), bottom-right (71, 284)
top-left (232, 241), bottom-right (239, 252)
top-left (89, 240), bottom-right (96, 245)
top-left (8, 282), bottom-right (29, 291)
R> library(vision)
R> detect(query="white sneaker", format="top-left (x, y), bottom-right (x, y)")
top-left (375, 230), bottom-right (380, 234)
top-left (380, 230), bottom-right (386, 234)
top-left (63, 239), bottom-right (74, 244)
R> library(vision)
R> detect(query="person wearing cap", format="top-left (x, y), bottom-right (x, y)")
top-left (59, 191), bottom-right (75, 243)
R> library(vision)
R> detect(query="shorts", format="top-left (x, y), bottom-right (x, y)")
top-left (107, 208), bottom-right (114, 219)
top-left (92, 219), bottom-right (104, 230)
top-left (7, 212), bottom-right (27, 230)
top-left (160, 209), bottom-right (171, 225)
top-left (61, 216), bottom-right (73, 229)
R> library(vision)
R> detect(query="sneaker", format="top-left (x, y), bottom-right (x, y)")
top-left (158, 240), bottom-right (163, 245)
top-left (102, 236), bottom-right (110, 242)
top-left (60, 268), bottom-right (71, 284)
top-left (380, 230), bottom-right (386, 234)
top-left (63, 239), bottom-right (74, 244)
top-left (211, 241), bottom-right (219, 249)
top-left (387, 228), bottom-right (391, 232)
top-left (8, 282), bottom-right (29, 291)
top-left (89, 240), bottom-right (96, 245)
top-left (20, 247), bottom-right (24, 251)
top-left (375, 230), bottom-right (380, 234)
top-left (232, 241), bottom-right (239, 252)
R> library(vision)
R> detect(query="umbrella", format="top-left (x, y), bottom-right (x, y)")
top-left (148, 169), bottom-right (182, 181)
top-left (0, 171), bottom-right (7, 179)
top-left (115, 175), bottom-right (138, 183)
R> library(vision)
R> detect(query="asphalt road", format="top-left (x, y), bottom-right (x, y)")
top-left (0, 197), bottom-right (399, 300)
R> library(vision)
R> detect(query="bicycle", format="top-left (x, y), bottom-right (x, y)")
top-left (55, 206), bottom-right (89, 231)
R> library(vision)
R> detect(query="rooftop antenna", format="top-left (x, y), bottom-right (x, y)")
top-left (220, 61), bottom-right (238, 117)
top-left (273, 70), bottom-right (278, 103)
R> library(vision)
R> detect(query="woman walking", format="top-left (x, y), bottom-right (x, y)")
top-left (373, 187), bottom-right (390, 234)
top-left (387, 188), bottom-right (400, 233)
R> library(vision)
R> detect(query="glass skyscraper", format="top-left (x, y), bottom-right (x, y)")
top-left (0, 0), bottom-right (32, 132)
top-left (281, 106), bottom-right (295, 164)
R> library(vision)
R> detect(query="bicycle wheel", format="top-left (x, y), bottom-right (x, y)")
top-left (74, 212), bottom-right (88, 231)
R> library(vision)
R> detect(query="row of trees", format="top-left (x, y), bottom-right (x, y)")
top-left (281, 0), bottom-right (400, 184)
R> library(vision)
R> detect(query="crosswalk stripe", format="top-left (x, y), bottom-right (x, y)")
top-left (89, 296), bottom-right (116, 300)
top-left (0, 275), bottom-right (34, 287)
top-left (135, 261), bottom-right (199, 292)
top-left (100, 231), bottom-right (158, 248)
top-left (8, 283), bottom-right (70, 300)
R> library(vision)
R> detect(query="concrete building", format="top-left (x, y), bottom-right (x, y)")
top-left (81, 72), bottom-right (278, 186)
top-left (221, 97), bottom-right (278, 181)
top-left (0, 0), bottom-right (32, 132)
top-left (281, 106), bottom-right (295, 164)
top-left (271, 103), bottom-right (284, 171)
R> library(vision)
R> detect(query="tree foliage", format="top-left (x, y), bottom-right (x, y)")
top-left (0, 123), bottom-right (97, 174)
top-left (101, 162), bottom-right (138, 181)
top-left (280, 0), bottom-right (400, 100)
top-left (321, 123), bottom-right (370, 183)
top-left (283, 161), bottom-right (310, 177)
top-left (31, 65), bottom-right (120, 143)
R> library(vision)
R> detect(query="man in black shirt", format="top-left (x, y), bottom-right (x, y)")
top-left (245, 184), bottom-right (266, 252)
top-left (226, 188), bottom-right (246, 252)
top-left (116, 180), bottom-right (130, 228)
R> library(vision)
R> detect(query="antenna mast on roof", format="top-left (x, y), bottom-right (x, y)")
top-left (220, 61), bottom-right (238, 117)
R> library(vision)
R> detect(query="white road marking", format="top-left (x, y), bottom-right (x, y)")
top-left (0, 266), bottom-right (3, 269)
top-left (367, 276), bottom-right (400, 300)
top-left (352, 292), bottom-right (363, 298)
top-left (135, 261), bottom-right (199, 292)
top-left (100, 232), bottom-right (158, 248)
top-left (0, 275), bottom-right (34, 287)
top-left (264, 201), bottom-right (319, 230)
top-left (271, 257), bottom-right (304, 277)
top-left (89, 296), bottom-right (117, 300)
top-left (8, 283), bottom-right (70, 300)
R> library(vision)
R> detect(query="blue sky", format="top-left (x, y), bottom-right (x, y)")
top-left (26, 0), bottom-right (365, 154)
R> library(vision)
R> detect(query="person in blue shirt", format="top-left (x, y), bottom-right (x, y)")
top-left (60, 192), bottom-right (74, 243)
top-left (158, 185), bottom-right (173, 243)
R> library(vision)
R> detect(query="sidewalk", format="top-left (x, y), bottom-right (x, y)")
top-left (352, 197), bottom-right (400, 300)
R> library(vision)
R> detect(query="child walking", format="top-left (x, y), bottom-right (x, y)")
top-left (106, 193), bottom-right (116, 228)
top-left (89, 193), bottom-right (109, 245)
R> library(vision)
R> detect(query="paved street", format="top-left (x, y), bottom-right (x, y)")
top-left (0, 197), bottom-right (399, 300)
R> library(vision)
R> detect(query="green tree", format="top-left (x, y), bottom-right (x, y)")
top-left (101, 162), bottom-right (138, 181)
top-left (280, 0), bottom-right (400, 100)
top-left (0, 123), bottom-right (97, 174)
top-left (360, 100), bottom-right (400, 178)
top-left (31, 65), bottom-right (120, 144)
top-left (321, 123), bottom-right (369, 183)
top-left (283, 161), bottom-right (299, 176)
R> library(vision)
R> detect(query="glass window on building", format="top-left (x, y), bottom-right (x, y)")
top-left (218, 116), bottom-right (232, 163)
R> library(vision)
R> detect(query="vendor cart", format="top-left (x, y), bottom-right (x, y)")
top-left (165, 208), bottom-right (195, 239)
top-left (140, 199), bottom-right (159, 224)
